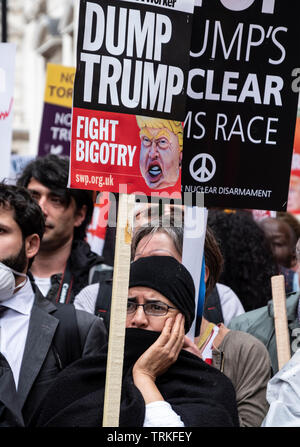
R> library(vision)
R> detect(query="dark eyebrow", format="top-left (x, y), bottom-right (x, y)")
top-left (0, 224), bottom-right (11, 232)
top-left (48, 191), bottom-right (63, 197)
top-left (28, 188), bottom-right (61, 198)
top-left (127, 298), bottom-right (165, 305)
top-left (28, 188), bottom-right (40, 195)
top-left (145, 300), bottom-right (167, 305)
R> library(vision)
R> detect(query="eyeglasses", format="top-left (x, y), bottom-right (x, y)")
top-left (127, 301), bottom-right (177, 316)
top-left (141, 136), bottom-right (170, 150)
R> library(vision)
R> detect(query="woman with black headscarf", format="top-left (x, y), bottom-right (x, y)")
top-left (29, 256), bottom-right (239, 427)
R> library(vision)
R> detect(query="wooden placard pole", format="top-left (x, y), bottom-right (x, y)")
top-left (271, 275), bottom-right (291, 370)
top-left (102, 193), bottom-right (135, 427)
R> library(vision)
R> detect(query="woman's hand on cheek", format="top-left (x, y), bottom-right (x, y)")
top-left (133, 313), bottom-right (185, 382)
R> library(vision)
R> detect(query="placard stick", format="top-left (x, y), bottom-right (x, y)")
top-left (102, 193), bottom-right (135, 427)
top-left (271, 275), bottom-right (291, 370)
top-left (182, 205), bottom-right (207, 341)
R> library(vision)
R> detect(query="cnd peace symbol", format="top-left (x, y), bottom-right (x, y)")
top-left (189, 153), bottom-right (216, 183)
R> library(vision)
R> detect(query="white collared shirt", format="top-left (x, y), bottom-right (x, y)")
top-left (0, 278), bottom-right (35, 388)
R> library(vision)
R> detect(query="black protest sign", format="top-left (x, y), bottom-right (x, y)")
top-left (73, 0), bottom-right (194, 121)
top-left (182, 0), bottom-right (300, 211)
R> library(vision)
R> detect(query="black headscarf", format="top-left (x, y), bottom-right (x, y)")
top-left (129, 256), bottom-right (195, 332)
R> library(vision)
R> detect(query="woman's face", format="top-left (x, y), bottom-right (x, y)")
top-left (126, 286), bottom-right (180, 332)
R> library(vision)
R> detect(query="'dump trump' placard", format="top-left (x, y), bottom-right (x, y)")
top-left (68, 0), bottom-right (194, 197)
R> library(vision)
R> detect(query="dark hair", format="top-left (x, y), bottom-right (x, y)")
top-left (277, 211), bottom-right (300, 242)
top-left (131, 216), bottom-right (184, 261)
top-left (17, 154), bottom-right (94, 240)
top-left (204, 226), bottom-right (224, 297)
top-left (207, 210), bottom-right (278, 311)
top-left (0, 183), bottom-right (45, 240)
top-left (0, 183), bottom-right (45, 269)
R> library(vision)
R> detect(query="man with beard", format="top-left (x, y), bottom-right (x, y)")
top-left (0, 183), bottom-right (107, 426)
top-left (17, 154), bottom-right (108, 304)
top-left (137, 116), bottom-right (183, 190)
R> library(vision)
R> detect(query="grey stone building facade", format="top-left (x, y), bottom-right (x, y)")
top-left (1, 0), bottom-right (78, 155)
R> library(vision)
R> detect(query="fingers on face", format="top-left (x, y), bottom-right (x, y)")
top-left (157, 317), bottom-right (174, 345)
top-left (172, 314), bottom-right (185, 351)
top-left (157, 313), bottom-right (185, 347)
top-left (164, 314), bottom-right (185, 358)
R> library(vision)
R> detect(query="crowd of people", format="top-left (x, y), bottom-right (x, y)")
top-left (0, 154), bottom-right (300, 428)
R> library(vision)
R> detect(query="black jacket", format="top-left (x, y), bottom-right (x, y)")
top-left (30, 328), bottom-right (239, 427)
top-left (0, 353), bottom-right (24, 427)
top-left (0, 285), bottom-right (107, 426)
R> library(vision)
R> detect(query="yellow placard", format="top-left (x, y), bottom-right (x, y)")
top-left (44, 63), bottom-right (75, 108)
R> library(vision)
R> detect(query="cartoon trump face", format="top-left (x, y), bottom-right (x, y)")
top-left (136, 116), bottom-right (183, 190)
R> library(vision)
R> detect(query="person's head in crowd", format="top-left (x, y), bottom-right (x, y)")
top-left (276, 212), bottom-right (300, 269)
top-left (136, 116), bottom-right (183, 190)
top-left (17, 154), bottom-right (93, 250)
top-left (277, 211), bottom-right (300, 242)
top-left (127, 255), bottom-right (195, 333)
top-left (208, 210), bottom-right (278, 312)
top-left (131, 217), bottom-right (222, 299)
top-left (132, 221), bottom-right (183, 262)
top-left (0, 183), bottom-right (44, 278)
top-left (259, 216), bottom-right (297, 269)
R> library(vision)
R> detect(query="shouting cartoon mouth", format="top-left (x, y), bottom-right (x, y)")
top-left (148, 163), bottom-right (162, 181)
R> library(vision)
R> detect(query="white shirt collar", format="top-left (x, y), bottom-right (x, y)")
top-left (0, 278), bottom-right (35, 316)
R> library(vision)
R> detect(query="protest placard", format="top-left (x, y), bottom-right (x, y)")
top-left (182, 206), bottom-right (207, 340)
top-left (287, 117), bottom-right (300, 214)
top-left (69, 0), bottom-right (194, 199)
top-left (38, 63), bottom-right (75, 157)
top-left (9, 154), bottom-right (35, 184)
top-left (69, 0), bottom-right (195, 427)
top-left (0, 43), bottom-right (16, 182)
top-left (182, 0), bottom-right (300, 211)
top-left (251, 209), bottom-right (276, 221)
top-left (86, 192), bottom-right (110, 256)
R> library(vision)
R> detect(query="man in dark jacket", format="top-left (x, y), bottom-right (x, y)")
top-left (0, 184), bottom-right (107, 426)
top-left (17, 154), bottom-right (106, 303)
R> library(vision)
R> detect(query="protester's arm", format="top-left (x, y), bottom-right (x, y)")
top-left (224, 331), bottom-right (272, 427)
top-left (132, 314), bottom-right (185, 427)
top-left (132, 314), bottom-right (185, 404)
top-left (183, 335), bottom-right (202, 358)
top-left (76, 309), bottom-right (108, 357)
top-left (262, 350), bottom-right (300, 427)
top-left (143, 401), bottom-right (184, 427)
top-left (74, 283), bottom-right (99, 314)
top-left (0, 353), bottom-right (24, 427)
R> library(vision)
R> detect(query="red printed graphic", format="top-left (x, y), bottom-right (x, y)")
top-left (287, 118), bottom-right (300, 214)
top-left (86, 194), bottom-right (110, 255)
top-left (69, 107), bottom-right (182, 198)
top-left (0, 97), bottom-right (13, 121)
